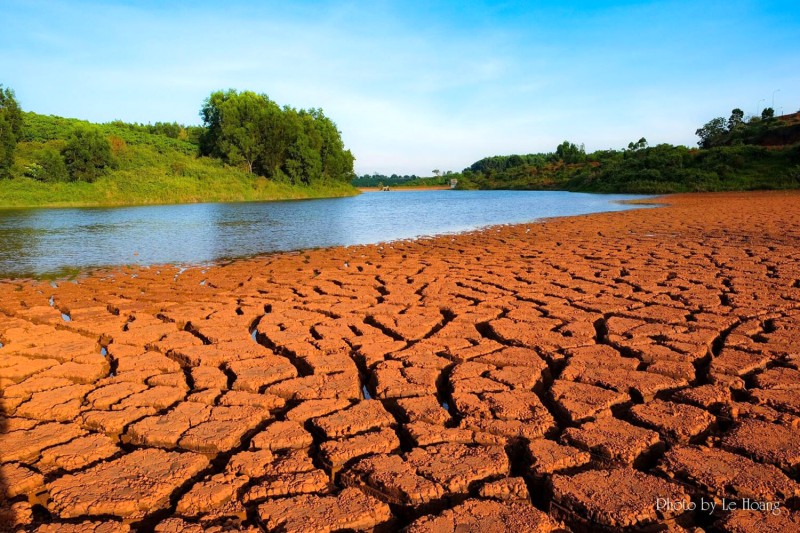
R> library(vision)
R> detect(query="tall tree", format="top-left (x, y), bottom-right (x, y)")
top-left (306, 108), bottom-right (354, 181)
top-left (695, 117), bottom-right (727, 148)
top-left (200, 90), bottom-right (285, 175)
top-left (0, 114), bottom-right (14, 178)
top-left (555, 141), bottom-right (586, 163)
top-left (0, 85), bottom-right (23, 178)
top-left (728, 108), bottom-right (745, 131)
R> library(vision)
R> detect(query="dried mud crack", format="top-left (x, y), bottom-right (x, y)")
top-left (2, 191), bottom-right (800, 532)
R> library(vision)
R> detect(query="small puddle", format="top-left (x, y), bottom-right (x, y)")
top-left (441, 401), bottom-right (449, 411)
top-left (361, 385), bottom-right (372, 400)
top-left (199, 279), bottom-right (207, 286)
top-left (100, 347), bottom-right (108, 357)
top-left (49, 281), bottom-right (58, 288)
top-left (48, 296), bottom-right (55, 307)
top-left (61, 313), bottom-right (71, 322)
top-left (250, 329), bottom-right (258, 342)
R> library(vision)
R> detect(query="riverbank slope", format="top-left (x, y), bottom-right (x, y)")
top-left (0, 174), bottom-right (358, 208)
top-left (1, 191), bottom-right (799, 531)
top-left (0, 111), bottom-right (359, 208)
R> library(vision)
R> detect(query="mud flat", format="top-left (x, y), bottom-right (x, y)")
top-left (1, 191), bottom-right (800, 531)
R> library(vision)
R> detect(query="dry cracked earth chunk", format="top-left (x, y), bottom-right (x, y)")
top-left (406, 499), bottom-right (560, 532)
top-left (551, 468), bottom-right (691, 530)
top-left (47, 449), bottom-right (209, 519)
top-left (257, 487), bottom-right (392, 532)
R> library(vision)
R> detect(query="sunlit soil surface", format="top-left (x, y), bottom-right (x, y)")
top-left (1, 191), bottom-right (799, 531)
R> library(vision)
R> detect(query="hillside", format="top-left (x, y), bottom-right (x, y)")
top-left (0, 111), bottom-right (357, 208)
top-left (756, 111), bottom-right (800, 146)
top-left (456, 111), bottom-right (800, 194)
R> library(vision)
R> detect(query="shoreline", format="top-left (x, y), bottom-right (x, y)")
top-left (0, 179), bottom-right (360, 210)
top-left (357, 185), bottom-right (450, 192)
top-left (1, 190), bottom-right (799, 530)
top-left (0, 191), bottom-right (661, 282)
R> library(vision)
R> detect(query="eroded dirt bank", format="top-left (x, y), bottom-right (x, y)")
top-left (1, 191), bottom-right (799, 532)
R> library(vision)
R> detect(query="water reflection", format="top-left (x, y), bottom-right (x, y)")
top-left (0, 191), bottom-right (653, 278)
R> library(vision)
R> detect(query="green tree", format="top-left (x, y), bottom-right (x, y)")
top-left (306, 108), bottom-right (354, 181)
top-left (282, 109), bottom-right (322, 185)
top-left (61, 126), bottom-right (113, 182)
top-left (627, 137), bottom-right (648, 151)
top-left (0, 86), bottom-right (23, 138)
top-left (0, 85), bottom-right (23, 178)
top-left (761, 107), bottom-right (775, 120)
top-left (200, 90), bottom-right (288, 175)
top-left (555, 141), bottom-right (586, 163)
top-left (37, 148), bottom-right (69, 182)
top-left (0, 115), bottom-right (14, 178)
top-left (728, 108), bottom-right (745, 131)
top-left (199, 89), bottom-right (354, 183)
top-left (695, 117), bottom-right (727, 148)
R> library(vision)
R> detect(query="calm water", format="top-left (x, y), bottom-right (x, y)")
top-left (0, 190), bottom-right (653, 278)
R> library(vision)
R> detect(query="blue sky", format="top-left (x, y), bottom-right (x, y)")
top-left (2, 0), bottom-right (798, 175)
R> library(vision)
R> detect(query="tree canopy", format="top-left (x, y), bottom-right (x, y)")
top-left (0, 85), bottom-right (23, 178)
top-left (199, 90), bottom-right (354, 185)
top-left (61, 125), bottom-right (114, 182)
top-left (555, 141), bottom-right (586, 164)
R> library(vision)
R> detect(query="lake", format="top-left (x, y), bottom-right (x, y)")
top-left (0, 190), bottom-right (653, 278)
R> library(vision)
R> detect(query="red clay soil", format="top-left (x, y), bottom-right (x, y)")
top-left (1, 191), bottom-right (800, 531)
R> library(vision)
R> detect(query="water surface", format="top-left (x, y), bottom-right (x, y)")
top-left (0, 190), bottom-right (653, 278)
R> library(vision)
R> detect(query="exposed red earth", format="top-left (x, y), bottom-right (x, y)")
top-left (1, 191), bottom-right (800, 532)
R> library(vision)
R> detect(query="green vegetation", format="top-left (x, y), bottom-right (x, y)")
top-left (0, 86), bottom-right (358, 207)
top-left (61, 125), bottom-right (114, 182)
top-left (352, 173), bottom-right (450, 188)
top-left (456, 109), bottom-right (800, 194)
top-left (199, 90), bottom-right (354, 185)
top-left (0, 86), bottom-right (23, 179)
top-left (5, 81), bottom-right (798, 204)
top-left (0, 172), bottom-right (356, 208)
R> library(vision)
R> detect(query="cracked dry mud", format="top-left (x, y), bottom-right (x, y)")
top-left (2, 191), bottom-right (800, 532)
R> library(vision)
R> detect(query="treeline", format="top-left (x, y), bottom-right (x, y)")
top-left (353, 173), bottom-right (422, 187)
top-left (0, 85), bottom-right (355, 187)
top-left (457, 109), bottom-right (800, 194)
top-left (352, 173), bottom-right (454, 188)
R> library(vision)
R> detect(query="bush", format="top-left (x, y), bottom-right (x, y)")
top-left (61, 126), bottom-right (113, 182)
top-left (0, 86), bottom-right (23, 178)
top-left (25, 148), bottom-right (69, 182)
top-left (0, 114), bottom-right (14, 178)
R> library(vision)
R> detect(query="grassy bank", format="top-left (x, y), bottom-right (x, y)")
top-left (0, 112), bottom-right (358, 208)
top-left (0, 170), bottom-right (358, 208)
